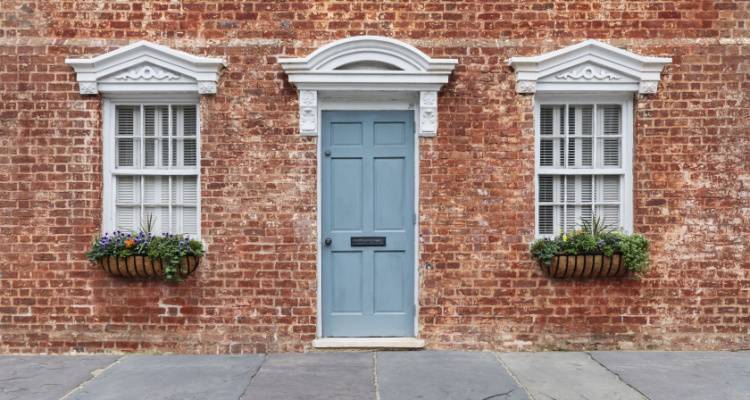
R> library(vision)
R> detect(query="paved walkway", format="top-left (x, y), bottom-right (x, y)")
top-left (1, 351), bottom-right (748, 400)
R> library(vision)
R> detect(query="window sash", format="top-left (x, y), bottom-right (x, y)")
top-left (103, 98), bottom-right (201, 237)
top-left (535, 96), bottom-right (632, 237)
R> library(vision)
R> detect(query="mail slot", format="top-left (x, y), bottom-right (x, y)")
top-left (350, 236), bottom-right (386, 247)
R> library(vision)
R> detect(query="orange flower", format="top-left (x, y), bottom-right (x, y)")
top-left (124, 239), bottom-right (136, 249)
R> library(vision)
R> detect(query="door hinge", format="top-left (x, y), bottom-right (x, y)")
top-left (413, 212), bottom-right (417, 225)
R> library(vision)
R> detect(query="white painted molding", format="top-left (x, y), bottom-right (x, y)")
top-left (279, 36), bottom-right (457, 136)
top-left (299, 89), bottom-right (318, 136)
top-left (419, 91), bottom-right (438, 136)
top-left (508, 40), bottom-right (671, 94)
top-left (66, 41), bottom-right (226, 95)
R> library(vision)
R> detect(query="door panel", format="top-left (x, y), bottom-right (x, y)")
top-left (331, 158), bottom-right (363, 231)
top-left (331, 252), bottom-right (363, 313)
top-left (322, 110), bottom-right (415, 337)
top-left (373, 158), bottom-right (405, 230)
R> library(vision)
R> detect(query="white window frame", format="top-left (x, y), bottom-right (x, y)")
top-left (67, 41), bottom-right (225, 238)
top-left (102, 95), bottom-right (201, 237)
top-left (534, 92), bottom-right (634, 237)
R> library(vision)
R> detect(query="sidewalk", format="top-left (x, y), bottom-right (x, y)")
top-left (1, 351), bottom-right (748, 400)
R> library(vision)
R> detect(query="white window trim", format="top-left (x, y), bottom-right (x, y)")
top-left (534, 93), bottom-right (633, 237)
top-left (67, 42), bottom-right (223, 238)
top-left (102, 95), bottom-right (202, 237)
top-left (509, 40), bottom-right (670, 238)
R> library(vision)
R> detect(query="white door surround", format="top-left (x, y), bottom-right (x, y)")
top-left (278, 36), bottom-right (458, 137)
top-left (278, 36), bottom-right (457, 345)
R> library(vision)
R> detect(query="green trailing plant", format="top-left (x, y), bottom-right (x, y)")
top-left (86, 230), bottom-right (205, 282)
top-left (530, 217), bottom-right (650, 274)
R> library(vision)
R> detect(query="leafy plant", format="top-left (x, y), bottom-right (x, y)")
top-left (530, 219), bottom-right (650, 274)
top-left (86, 230), bottom-right (204, 282)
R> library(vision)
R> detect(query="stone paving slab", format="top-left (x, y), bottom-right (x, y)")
top-left (591, 351), bottom-right (750, 400)
top-left (377, 351), bottom-right (528, 400)
top-left (498, 352), bottom-right (646, 400)
top-left (240, 352), bottom-right (375, 400)
top-left (0, 355), bottom-right (119, 400)
top-left (66, 355), bottom-right (264, 400)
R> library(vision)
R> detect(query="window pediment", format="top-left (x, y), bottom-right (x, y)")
top-left (508, 40), bottom-right (670, 94)
top-left (66, 41), bottom-right (226, 95)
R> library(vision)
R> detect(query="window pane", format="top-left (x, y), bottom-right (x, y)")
top-left (115, 176), bottom-right (141, 232)
top-left (179, 207), bottom-right (198, 235)
top-left (600, 138), bottom-right (621, 167)
top-left (143, 176), bottom-right (170, 205)
top-left (181, 176), bottom-right (198, 205)
top-left (566, 105), bottom-right (593, 168)
top-left (183, 105), bottom-right (197, 136)
top-left (597, 175), bottom-right (620, 203)
top-left (540, 106), bottom-right (554, 135)
top-left (538, 175), bottom-right (553, 203)
top-left (116, 176), bottom-right (139, 204)
top-left (161, 138), bottom-right (169, 167)
top-left (601, 105), bottom-right (621, 135)
top-left (116, 106), bottom-right (136, 136)
top-left (538, 205), bottom-right (554, 235)
top-left (183, 138), bottom-right (197, 166)
top-left (144, 206), bottom-right (170, 233)
top-left (145, 138), bottom-right (157, 167)
top-left (144, 106), bottom-right (156, 136)
top-left (597, 205), bottom-right (620, 228)
top-left (116, 138), bottom-right (136, 167)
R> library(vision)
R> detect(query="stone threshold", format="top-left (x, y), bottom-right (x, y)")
top-left (312, 337), bottom-right (425, 349)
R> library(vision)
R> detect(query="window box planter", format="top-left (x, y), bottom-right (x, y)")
top-left (530, 218), bottom-right (649, 280)
top-left (97, 255), bottom-right (201, 279)
top-left (542, 254), bottom-right (626, 279)
top-left (86, 230), bottom-right (205, 282)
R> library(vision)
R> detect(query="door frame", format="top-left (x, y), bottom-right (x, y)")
top-left (315, 92), bottom-right (421, 339)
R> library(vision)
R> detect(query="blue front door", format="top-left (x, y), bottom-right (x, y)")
top-left (321, 110), bottom-right (416, 337)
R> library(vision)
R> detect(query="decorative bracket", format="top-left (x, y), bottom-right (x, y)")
top-left (419, 91), bottom-right (438, 137)
top-left (299, 90), bottom-right (318, 136)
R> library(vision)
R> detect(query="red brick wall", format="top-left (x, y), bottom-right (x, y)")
top-left (1, 1), bottom-right (748, 353)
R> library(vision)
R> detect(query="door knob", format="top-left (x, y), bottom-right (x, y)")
top-left (324, 237), bottom-right (332, 246)
top-left (324, 150), bottom-right (331, 157)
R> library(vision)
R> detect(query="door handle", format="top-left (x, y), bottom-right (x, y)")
top-left (324, 237), bottom-right (332, 246)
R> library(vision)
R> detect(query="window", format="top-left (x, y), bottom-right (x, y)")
top-left (535, 96), bottom-right (632, 236)
top-left (104, 101), bottom-right (200, 236)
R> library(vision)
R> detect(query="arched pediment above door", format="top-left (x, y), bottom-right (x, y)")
top-left (279, 36), bottom-right (458, 136)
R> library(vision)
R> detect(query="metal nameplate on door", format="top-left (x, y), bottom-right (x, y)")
top-left (350, 236), bottom-right (386, 247)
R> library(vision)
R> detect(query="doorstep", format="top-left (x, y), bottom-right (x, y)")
top-left (312, 337), bottom-right (425, 349)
